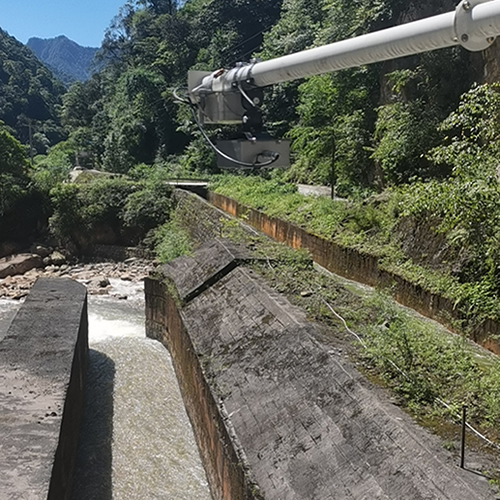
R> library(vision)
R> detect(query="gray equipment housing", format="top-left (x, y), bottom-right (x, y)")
top-left (216, 139), bottom-right (290, 169)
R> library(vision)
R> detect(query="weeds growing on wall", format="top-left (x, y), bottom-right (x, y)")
top-left (360, 294), bottom-right (500, 430)
top-left (151, 220), bottom-right (193, 263)
top-left (210, 170), bottom-right (500, 328)
top-left (169, 190), bottom-right (500, 473)
top-left (247, 241), bottom-right (500, 451)
top-left (241, 234), bottom-right (500, 448)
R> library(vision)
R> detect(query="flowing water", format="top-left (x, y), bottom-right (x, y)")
top-left (0, 279), bottom-right (212, 499)
top-left (0, 298), bottom-right (20, 342)
top-left (72, 278), bottom-right (212, 499)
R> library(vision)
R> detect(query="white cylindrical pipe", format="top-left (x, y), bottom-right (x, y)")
top-left (469, 0), bottom-right (500, 38)
top-left (250, 13), bottom-right (456, 88)
top-left (192, 0), bottom-right (500, 96)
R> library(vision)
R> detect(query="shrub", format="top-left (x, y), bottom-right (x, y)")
top-left (122, 182), bottom-right (173, 233)
top-left (152, 221), bottom-right (192, 262)
top-left (49, 177), bottom-right (174, 250)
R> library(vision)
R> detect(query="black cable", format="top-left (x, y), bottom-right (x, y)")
top-left (188, 104), bottom-right (279, 169)
top-left (172, 87), bottom-right (280, 168)
top-left (172, 87), bottom-right (191, 105)
top-left (237, 80), bottom-right (260, 110)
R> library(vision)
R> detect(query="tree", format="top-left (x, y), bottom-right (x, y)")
top-left (0, 124), bottom-right (29, 215)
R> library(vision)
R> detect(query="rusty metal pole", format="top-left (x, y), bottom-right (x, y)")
top-left (460, 404), bottom-right (467, 469)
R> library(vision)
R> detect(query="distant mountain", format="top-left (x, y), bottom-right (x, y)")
top-left (0, 28), bottom-right (65, 148)
top-left (27, 35), bottom-right (98, 85)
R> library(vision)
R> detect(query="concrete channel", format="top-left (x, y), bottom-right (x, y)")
top-left (1, 189), bottom-right (498, 498)
top-left (145, 238), bottom-right (497, 500)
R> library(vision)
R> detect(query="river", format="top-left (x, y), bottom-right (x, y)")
top-left (0, 279), bottom-right (212, 499)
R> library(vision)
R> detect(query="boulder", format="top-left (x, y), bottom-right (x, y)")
top-left (0, 254), bottom-right (43, 279)
top-left (90, 277), bottom-right (110, 288)
top-left (31, 245), bottom-right (51, 258)
top-left (49, 251), bottom-right (67, 266)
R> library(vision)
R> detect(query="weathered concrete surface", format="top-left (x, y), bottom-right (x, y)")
top-left (0, 278), bottom-right (88, 500)
top-left (207, 191), bottom-right (500, 355)
top-left (160, 238), bottom-right (254, 303)
top-left (0, 253), bottom-right (43, 278)
top-left (146, 242), bottom-right (496, 500)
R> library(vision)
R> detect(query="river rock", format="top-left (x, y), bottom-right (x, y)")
top-left (0, 254), bottom-right (43, 279)
top-left (49, 251), bottom-right (66, 266)
top-left (0, 257), bottom-right (155, 299)
top-left (32, 245), bottom-right (51, 258)
top-left (90, 277), bottom-right (111, 288)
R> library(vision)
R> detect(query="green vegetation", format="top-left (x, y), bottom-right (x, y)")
top-left (150, 220), bottom-right (193, 262)
top-left (0, 124), bottom-right (30, 216)
top-left (360, 294), bottom-right (500, 429)
top-left (27, 36), bottom-right (98, 85)
top-left (49, 177), bottom-right (173, 250)
top-left (0, 0), bottom-right (500, 333)
top-left (194, 212), bottom-right (500, 449)
top-left (209, 127), bottom-right (500, 329)
top-left (0, 29), bottom-right (66, 149)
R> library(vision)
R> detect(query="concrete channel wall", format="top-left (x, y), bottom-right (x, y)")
top-left (145, 239), bottom-right (495, 500)
top-left (0, 278), bottom-right (88, 500)
top-left (207, 191), bottom-right (500, 355)
top-left (145, 240), bottom-right (259, 500)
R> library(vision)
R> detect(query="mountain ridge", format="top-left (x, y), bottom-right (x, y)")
top-left (27, 35), bottom-right (98, 85)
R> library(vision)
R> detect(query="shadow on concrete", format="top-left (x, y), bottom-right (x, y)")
top-left (71, 349), bottom-right (115, 500)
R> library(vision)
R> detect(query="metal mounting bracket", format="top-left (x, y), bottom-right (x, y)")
top-left (455, 0), bottom-right (496, 51)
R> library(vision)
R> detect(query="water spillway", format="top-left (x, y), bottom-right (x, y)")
top-left (71, 279), bottom-right (212, 499)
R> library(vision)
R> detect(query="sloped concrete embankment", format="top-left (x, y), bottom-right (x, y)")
top-left (0, 278), bottom-right (88, 500)
top-left (207, 191), bottom-right (500, 355)
top-left (145, 238), bottom-right (495, 500)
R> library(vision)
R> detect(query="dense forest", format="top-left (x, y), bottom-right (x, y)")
top-left (0, 29), bottom-right (66, 148)
top-left (13, 0), bottom-right (497, 186)
top-left (2, 0), bottom-right (500, 311)
top-left (27, 36), bottom-right (98, 86)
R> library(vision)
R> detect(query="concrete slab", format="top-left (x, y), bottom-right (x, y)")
top-left (0, 278), bottom-right (88, 500)
top-left (148, 235), bottom-right (497, 499)
top-left (181, 267), bottom-right (496, 499)
top-left (160, 238), bottom-right (254, 303)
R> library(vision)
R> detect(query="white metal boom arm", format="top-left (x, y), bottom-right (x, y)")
top-left (187, 0), bottom-right (500, 168)
top-left (190, 0), bottom-right (500, 97)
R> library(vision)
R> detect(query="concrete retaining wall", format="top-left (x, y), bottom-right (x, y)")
top-left (145, 277), bottom-right (258, 500)
top-left (207, 191), bottom-right (500, 355)
top-left (0, 278), bottom-right (88, 500)
top-left (145, 239), bottom-right (496, 500)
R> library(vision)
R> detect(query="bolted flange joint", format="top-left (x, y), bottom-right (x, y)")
top-left (455, 0), bottom-right (496, 51)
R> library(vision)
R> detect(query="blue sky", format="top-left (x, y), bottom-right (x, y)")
top-left (0, 0), bottom-right (127, 47)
